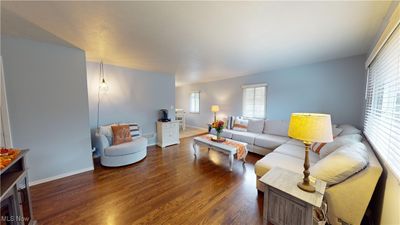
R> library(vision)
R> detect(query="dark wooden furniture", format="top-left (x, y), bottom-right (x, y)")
top-left (1, 149), bottom-right (36, 225)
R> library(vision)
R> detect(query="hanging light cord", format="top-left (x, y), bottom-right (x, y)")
top-left (96, 61), bottom-right (105, 129)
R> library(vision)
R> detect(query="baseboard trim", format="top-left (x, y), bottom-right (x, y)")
top-left (147, 140), bottom-right (156, 147)
top-left (186, 125), bottom-right (208, 130)
top-left (29, 166), bottom-right (94, 186)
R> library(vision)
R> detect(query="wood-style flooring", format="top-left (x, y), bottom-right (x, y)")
top-left (31, 136), bottom-right (264, 225)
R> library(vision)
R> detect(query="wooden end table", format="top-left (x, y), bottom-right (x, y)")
top-left (259, 167), bottom-right (327, 225)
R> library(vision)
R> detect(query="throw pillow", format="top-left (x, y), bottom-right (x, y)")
top-left (332, 127), bottom-right (344, 137)
top-left (310, 142), bottom-right (369, 186)
top-left (311, 127), bottom-right (343, 154)
top-left (311, 142), bottom-right (326, 154)
top-left (120, 123), bottom-right (141, 138)
top-left (226, 116), bottom-right (235, 130)
top-left (310, 127), bottom-right (343, 154)
top-left (98, 124), bottom-right (117, 144)
top-left (233, 117), bottom-right (248, 131)
top-left (319, 134), bottom-right (363, 158)
top-left (128, 123), bottom-right (140, 138)
top-left (112, 125), bottom-right (133, 145)
top-left (339, 124), bottom-right (361, 136)
top-left (247, 119), bottom-right (265, 133)
top-left (263, 120), bottom-right (290, 136)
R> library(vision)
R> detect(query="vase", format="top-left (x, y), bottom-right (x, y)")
top-left (216, 131), bottom-right (221, 140)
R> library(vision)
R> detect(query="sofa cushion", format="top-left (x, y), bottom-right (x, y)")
top-left (319, 134), bottom-right (363, 159)
top-left (338, 124), bottom-right (362, 136)
top-left (210, 129), bottom-right (238, 139)
top-left (310, 142), bottom-right (369, 186)
top-left (105, 137), bottom-right (147, 156)
top-left (254, 134), bottom-right (290, 149)
top-left (255, 152), bottom-right (312, 177)
top-left (263, 120), bottom-right (289, 136)
top-left (274, 143), bottom-right (319, 164)
top-left (247, 119), bottom-right (265, 134)
top-left (231, 132), bottom-right (257, 145)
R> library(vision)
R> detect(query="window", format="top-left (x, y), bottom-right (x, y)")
top-left (364, 25), bottom-right (400, 179)
top-left (242, 84), bottom-right (267, 118)
top-left (190, 91), bottom-right (200, 113)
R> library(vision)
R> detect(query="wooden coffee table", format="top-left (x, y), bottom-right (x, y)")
top-left (192, 135), bottom-right (248, 171)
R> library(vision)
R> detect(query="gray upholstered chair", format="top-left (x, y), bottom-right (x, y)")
top-left (94, 123), bottom-right (147, 167)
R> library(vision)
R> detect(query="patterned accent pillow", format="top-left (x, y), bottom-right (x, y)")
top-left (111, 125), bottom-right (132, 145)
top-left (311, 142), bottom-right (326, 154)
top-left (119, 123), bottom-right (141, 138)
top-left (311, 127), bottom-right (343, 153)
top-left (128, 123), bottom-right (140, 138)
top-left (226, 116), bottom-right (235, 130)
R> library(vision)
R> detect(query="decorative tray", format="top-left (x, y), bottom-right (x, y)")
top-left (0, 148), bottom-right (21, 170)
top-left (211, 137), bottom-right (226, 143)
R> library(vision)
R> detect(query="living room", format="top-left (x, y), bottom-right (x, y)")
top-left (0, 1), bottom-right (399, 225)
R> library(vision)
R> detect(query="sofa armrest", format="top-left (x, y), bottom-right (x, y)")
top-left (94, 134), bottom-right (110, 156)
top-left (324, 141), bottom-right (382, 225)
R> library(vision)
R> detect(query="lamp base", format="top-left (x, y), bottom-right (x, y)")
top-left (297, 181), bottom-right (316, 193)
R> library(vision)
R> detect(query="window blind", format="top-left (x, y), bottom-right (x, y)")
top-left (190, 91), bottom-right (200, 113)
top-left (242, 85), bottom-right (266, 119)
top-left (364, 25), bottom-right (400, 179)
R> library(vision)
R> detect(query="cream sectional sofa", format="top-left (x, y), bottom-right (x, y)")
top-left (210, 120), bottom-right (291, 155)
top-left (211, 120), bottom-right (382, 225)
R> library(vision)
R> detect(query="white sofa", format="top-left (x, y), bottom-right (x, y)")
top-left (210, 120), bottom-right (291, 155)
top-left (212, 120), bottom-right (382, 225)
top-left (94, 123), bottom-right (148, 167)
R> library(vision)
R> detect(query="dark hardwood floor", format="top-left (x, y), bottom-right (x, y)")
top-left (31, 136), bottom-right (264, 225)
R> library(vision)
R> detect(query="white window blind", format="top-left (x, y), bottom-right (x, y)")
top-left (364, 25), bottom-right (400, 179)
top-left (190, 91), bottom-right (200, 113)
top-left (242, 84), bottom-right (266, 119)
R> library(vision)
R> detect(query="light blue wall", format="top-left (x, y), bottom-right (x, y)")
top-left (176, 55), bottom-right (366, 129)
top-left (1, 37), bottom-right (94, 182)
top-left (86, 62), bottom-right (175, 145)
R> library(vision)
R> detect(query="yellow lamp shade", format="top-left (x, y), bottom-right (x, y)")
top-left (211, 105), bottom-right (220, 113)
top-left (288, 113), bottom-right (333, 144)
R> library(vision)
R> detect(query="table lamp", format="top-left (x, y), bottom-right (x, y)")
top-left (211, 105), bottom-right (220, 122)
top-left (288, 113), bottom-right (333, 192)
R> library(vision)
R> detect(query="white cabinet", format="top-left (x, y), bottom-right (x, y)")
top-left (156, 121), bottom-right (180, 148)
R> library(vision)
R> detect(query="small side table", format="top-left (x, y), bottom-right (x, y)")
top-left (259, 167), bottom-right (327, 225)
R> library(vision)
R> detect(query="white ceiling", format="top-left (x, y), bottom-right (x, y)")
top-left (2, 1), bottom-right (391, 86)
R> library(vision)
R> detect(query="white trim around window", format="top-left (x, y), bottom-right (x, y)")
top-left (242, 83), bottom-right (267, 119)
